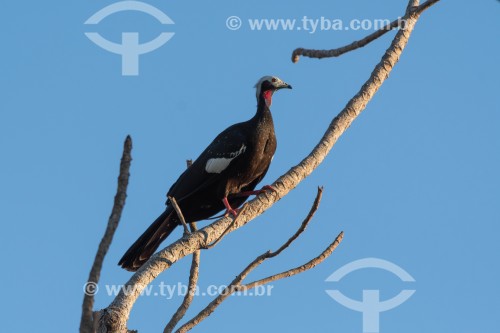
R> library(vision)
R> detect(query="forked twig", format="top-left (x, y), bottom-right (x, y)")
top-left (243, 231), bottom-right (343, 290)
top-left (176, 188), bottom-right (342, 333)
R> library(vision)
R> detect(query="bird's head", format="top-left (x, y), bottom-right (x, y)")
top-left (255, 75), bottom-right (292, 107)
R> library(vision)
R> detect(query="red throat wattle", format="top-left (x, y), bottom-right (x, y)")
top-left (263, 90), bottom-right (273, 107)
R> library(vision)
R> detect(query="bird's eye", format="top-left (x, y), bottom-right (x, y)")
top-left (271, 78), bottom-right (277, 82)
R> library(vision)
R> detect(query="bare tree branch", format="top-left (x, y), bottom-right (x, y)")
top-left (164, 158), bottom-right (200, 332)
top-left (175, 187), bottom-right (329, 333)
top-left (242, 231), bottom-right (343, 290)
top-left (164, 223), bottom-right (200, 333)
top-left (97, 1), bottom-right (439, 331)
top-left (202, 204), bottom-right (249, 249)
top-left (265, 187), bottom-right (323, 258)
top-left (80, 135), bottom-right (132, 333)
top-left (168, 196), bottom-right (190, 235)
top-left (292, 0), bottom-right (440, 63)
top-left (412, 0), bottom-right (440, 13)
top-left (292, 20), bottom-right (401, 63)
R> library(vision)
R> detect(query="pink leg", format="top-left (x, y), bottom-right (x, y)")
top-left (222, 197), bottom-right (239, 217)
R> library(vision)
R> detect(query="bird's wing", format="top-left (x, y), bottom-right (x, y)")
top-left (166, 124), bottom-right (249, 203)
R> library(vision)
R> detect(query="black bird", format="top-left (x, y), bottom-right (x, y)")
top-left (119, 76), bottom-right (292, 271)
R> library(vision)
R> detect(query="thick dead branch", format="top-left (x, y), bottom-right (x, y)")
top-left (80, 136), bottom-right (132, 333)
top-left (97, 1), bottom-right (438, 331)
top-left (292, 0), bottom-right (440, 63)
top-left (175, 188), bottom-right (329, 333)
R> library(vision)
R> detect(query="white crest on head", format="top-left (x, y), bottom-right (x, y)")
top-left (254, 75), bottom-right (287, 101)
top-left (205, 144), bottom-right (247, 174)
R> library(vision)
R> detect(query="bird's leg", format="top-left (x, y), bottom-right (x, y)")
top-left (233, 185), bottom-right (278, 197)
top-left (222, 197), bottom-right (240, 217)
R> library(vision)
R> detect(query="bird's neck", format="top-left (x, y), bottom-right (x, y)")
top-left (260, 90), bottom-right (273, 108)
top-left (251, 92), bottom-right (274, 127)
top-left (255, 91), bottom-right (273, 120)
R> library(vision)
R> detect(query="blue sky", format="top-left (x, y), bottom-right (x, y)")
top-left (1, 1), bottom-right (499, 332)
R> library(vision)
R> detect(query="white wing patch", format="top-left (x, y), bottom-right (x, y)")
top-left (205, 145), bottom-right (246, 174)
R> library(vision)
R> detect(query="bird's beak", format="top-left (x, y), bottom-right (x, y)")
top-left (278, 82), bottom-right (292, 90)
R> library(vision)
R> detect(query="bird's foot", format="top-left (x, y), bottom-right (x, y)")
top-left (222, 197), bottom-right (240, 217)
top-left (224, 207), bottom-right (240, 218)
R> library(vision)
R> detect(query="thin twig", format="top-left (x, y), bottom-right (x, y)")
top-left (292, 0), bottom-right (440, 63)
top-left (292, 20), bottom-right (400, 63)
top-left (176, 188), bottom-right (331, 333)
top-left (267, 186), bottom-right (323, 258)
top-left (202, 204), bottom-right (249, 249)
top-left (164, 159), bottom-right (199, 332)
top-left (164, 223), bottom-right (200, 333)
top-left (169, 196), bottom-right (190, 235)
top-left (243, 231), bottom-right (344, 290)
top-left (80, 136), bottom-right (132, 333)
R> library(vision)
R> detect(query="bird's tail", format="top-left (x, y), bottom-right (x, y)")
top-left (118, 207), bottom-right (177, 271)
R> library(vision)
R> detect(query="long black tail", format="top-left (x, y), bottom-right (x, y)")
top-left (119, 207), bottom-right (177, 271)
